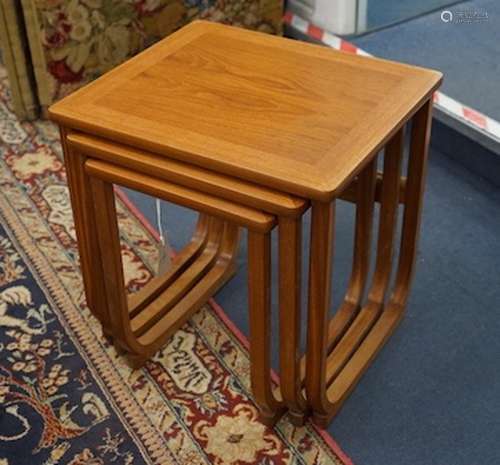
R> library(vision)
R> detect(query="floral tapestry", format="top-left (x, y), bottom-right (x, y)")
top-left (22, 0), bottom-right (283, 110)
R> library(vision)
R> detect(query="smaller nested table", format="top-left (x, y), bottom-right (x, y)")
top-left (50, 20), bottom-right (442, 428)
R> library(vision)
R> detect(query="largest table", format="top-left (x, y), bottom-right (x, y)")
top-left (50, 20), bottom-right (442, 427)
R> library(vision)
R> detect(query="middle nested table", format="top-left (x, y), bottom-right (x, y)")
top-left (49, 20), bottom-right (442, 428)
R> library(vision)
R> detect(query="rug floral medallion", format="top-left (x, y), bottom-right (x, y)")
top-left (0, 66), bottom-right (348, 465)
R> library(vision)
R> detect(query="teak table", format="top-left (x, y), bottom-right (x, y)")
top-left (50, 20), bottom-right (442, 428)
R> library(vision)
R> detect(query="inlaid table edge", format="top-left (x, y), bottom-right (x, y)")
top-left (65, 131), bottom-right (309, 217)
top-left (48, 20), bottom-right (443, 204)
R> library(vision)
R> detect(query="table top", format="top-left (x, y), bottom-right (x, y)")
top-left (49, 20), bottom-right (442, 201)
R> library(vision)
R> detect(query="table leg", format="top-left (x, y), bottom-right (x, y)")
top-left (322, 128), bottom-right (404, 407)
top-left (279, 216), bottom-right (307, 425)
top-left (128, 214), bottom-right (210, 314)
top-left (324, 158), bottom-right (377, 353)
top-left (60, 128), bottom-right (113, 338)
top-left (87, 173), bottom-right (240, 367)
top-left (324, 99), bottom-right (432, 419)
top-left (305, 200), bottom-right (336, 425)
top-left (248, 230), bottom-right (285, 425)
top-left (306, 98), bottom-right (433, 427)
top-left (88, 175), bottom-right (138, 354)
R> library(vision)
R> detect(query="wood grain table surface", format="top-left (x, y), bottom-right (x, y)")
top-left (49, 20), bottom-right (442, 201)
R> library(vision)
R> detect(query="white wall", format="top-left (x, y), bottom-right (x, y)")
top-left (288, 0), bottom-right (367, 35)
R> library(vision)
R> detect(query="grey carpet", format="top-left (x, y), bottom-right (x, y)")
top-left (353, 0), bottom-right (500, 122)
top-left (124, 140), bottom-right (500, 465)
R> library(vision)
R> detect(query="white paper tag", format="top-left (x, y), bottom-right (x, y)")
top-left (157, 240), bottom-right (172, 275)
top-left (155, 199), bottom-right (172, 275)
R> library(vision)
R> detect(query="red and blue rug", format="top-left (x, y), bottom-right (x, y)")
top-left (0, 64), bottom-right (352, 465)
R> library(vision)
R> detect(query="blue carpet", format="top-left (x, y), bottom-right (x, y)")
top-left (125, 142), bottom-right (500, 464)
top-left (352, 0), bottom-right (500, 121)
top-left (366, 0), bottom-right (460, 31)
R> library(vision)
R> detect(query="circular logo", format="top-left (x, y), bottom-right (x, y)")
top-left (441, 10), bottom-right (453, 22)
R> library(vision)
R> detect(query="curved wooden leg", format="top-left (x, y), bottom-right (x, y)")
top-left (387, 100), bottom-right (432, 309)
top-left (248, 230), bottom-right (285, 425)
top-left (306, 99), bottom-right (433, 427)
top-left (88, 176), bottom-right (131, 353)
top-left (299, 157), bottom-right (378, 380)
top-left (135, 220), bottom-right (239, 353)
top-left (88, 175), bottom-right (240, 366)
top-left (128, 214), bottom-right (210, 315)
top-left (304, 159), bottom-right (378, 426)
top-left (323, 131), bottom-right (403, 389)
top-left (60, 130), bottom-right (113, 337)
top-left (325, 158), bottom-right (378, 351)
top-left (305, 200), bottom-right (336, 424)
top-left (366, 128), bottom-right (404, 305)
top-left (130, 217), bottom-right (225, 337)
top-left (324, 100), bottom-right (432, 417)
top-left (278, 216), bottom-right (307, 425)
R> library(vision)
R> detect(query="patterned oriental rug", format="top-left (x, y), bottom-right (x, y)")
top-left (0, 64), bottom-right (352, 465)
